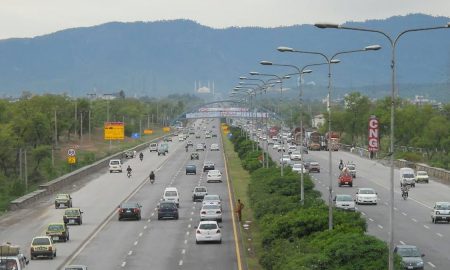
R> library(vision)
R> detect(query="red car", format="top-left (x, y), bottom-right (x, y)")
top-left (338, 171), bottom-right (353, 187)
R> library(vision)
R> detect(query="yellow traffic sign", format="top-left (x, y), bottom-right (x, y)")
top-left (104, 122), bottom-right (124, 140)
top-left (163, 127), bottom-right (171, 133)
top-left (67, 156), bottom-right (77, 164)
top-left (144, 129), bottom-right (153, 134)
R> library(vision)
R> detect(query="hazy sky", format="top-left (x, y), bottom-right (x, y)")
top-left (1, 0), bottom-right (449, 40)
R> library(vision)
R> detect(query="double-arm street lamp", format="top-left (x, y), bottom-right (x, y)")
top-left (278, 44), bottom-right (381, 231)
top-left (315, 21), bottom-right (450, 270)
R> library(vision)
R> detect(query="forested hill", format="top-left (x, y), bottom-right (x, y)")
top-left (0, 14), bottom-right (449, 100)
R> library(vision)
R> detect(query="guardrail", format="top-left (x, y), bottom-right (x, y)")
top-left (341, 144), bottom-right (450, 184)
top-left (9, 136), bottom-right (166, 211)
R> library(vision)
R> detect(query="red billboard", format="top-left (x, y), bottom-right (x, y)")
top-left (368, 116), bottom-right (379, 152)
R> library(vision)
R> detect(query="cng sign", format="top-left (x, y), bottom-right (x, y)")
top-left (368, 116), bottom-right (379, 152)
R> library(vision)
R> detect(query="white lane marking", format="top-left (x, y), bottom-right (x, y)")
top-left (121, 262), bottom-right (126, 267)
top-left (378, 224), bottom-right (383, 229)
top-left (186, 231), bottom-right (190, 236)
top-left (394, 207), bottom-right (398, 211)
top-left (399, 240), bottom-right (405, 245)
top-left (188, 224), bottom-right (191, 228)
top-left (190, 218), bottom-right (193, 221)
top-left (128, 250), bottom-right (132, 256)
top-left (179, 260), bottom-right (183, 266)
top-left (436, 233), bottom-right (443, 237)
top-left (192, 206), bottom-right (196, 209)
top-left (424, 225), bottom-right (430, 229)
top-left (191, 211), bottom-right (194, 215)
top-left (427, 262), bottom-right (436, 268)
top-left (184, 239), bottom-right (188, 244)
top-left (139, 232), bottom-right (143, 237)
top-left (361, 212), bottom-right (366, 216)
top-left (151, 213), bottom-right (155, 216)
top-left (411, 218), bottom-right (418, 223)
top-left (369, 218), bottom-right (374, 222)
top-left (147, 219), bottom-right (151, 223)
top-left (402, 212), bottom-right (407, 216)
top-left (144, 225), bottom-right (148, 229)
top-left (134, 241), bottom-right (138, 246)
top-left (182, 249), bottom-right (186, 254)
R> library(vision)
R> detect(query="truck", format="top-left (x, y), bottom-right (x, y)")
top-left (400, 167), bottom-right (416, 187)
top-left (325, 131), bottom-right (340, 151)
top-left (308, 131), bottom-right (321, 151)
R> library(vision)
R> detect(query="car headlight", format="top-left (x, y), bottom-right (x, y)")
top-left (436, 211), bottom-right (440, 215)
top-left (417, 261), bottom-right (424, 266)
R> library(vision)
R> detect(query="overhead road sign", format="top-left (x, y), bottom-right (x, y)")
top-left (104, 122), bottom-right (125, 140)
top-left (163, 127), bottom-right (171, 133)
top-left (144, 129), bottom-right (153, 134)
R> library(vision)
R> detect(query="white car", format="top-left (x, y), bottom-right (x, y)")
top-left (267, 139), bottom-right (274, 145)
top-left (287, 145), bottom-right (297, 154)
top-left (206, 170), bottom-right (222, 183)
top-left (355, 188), bottom-right (378, 205)
top-left (200, 204), bottom-right (222, 222)
top-left (196, 143), bottom-right (205, 151)
top-left (334, 194), bottom-right (356, 211)
top-left (109, 159), bottom-right (122, 173)
top-left (210, 143), bottom-right (220, 151)
top-left (272, 143), bottom-right (280, 150)
top-left (291, 163), bottom-right (306, 174)
top-left (149, 143), bottom-right (158, 152)
top-left (163, 187), bottom-right (180, 207)
top-left (205, 133), bottom-right (212, 139)
top-left (280, 154), bottom-right (291, 165)
top-left (202, 194), bottom-right (222, 209)
top-left (415, 171), bottom-right (429, 183)
top-left (195, 221), bottom-right (222, 244)
top-left (290, 151), bottom-right (302, 161)
top-left (431, 202), bottom-right (450, 223)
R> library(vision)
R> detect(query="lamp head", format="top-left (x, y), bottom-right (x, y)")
top-left (314, 23), bottom-right (339, 29)
top-left (330, 59), bottom-right (341, 64)
top-left (277, 46), bottom-right (294, 52)
top-left (249, 71), bottom-right (260, 75)
top-left (302, 69), bottom-right (312, 74)
top-left (260, 61), bottom-right (273, 65)
top-left (283, 75), bottom-right (291, 79)
top-left (364, 44), bottom-right (382, 51)
top-left (239, 76), bottom-right (247, 80)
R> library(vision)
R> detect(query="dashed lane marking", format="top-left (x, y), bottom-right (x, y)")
top-left (427, 262), bottom-right (436, 268)
top-left (179, 260), bottom-right (183, 266)
top-left (121, 262), bottom-right (126, 267)
top-left (186, 231), bottom-right (190, 236)
top-left (134, 241), bottom-right (138, 246)
top-left (144, 225), bottom-right (148, 229)
top-left (369, 218), bottom-right (374, 222)
top-left (424, 225), bottom-right (430, 229)
top-left (128, 250), bottom-right (132, 256)
top-left (402, 212), bottom-right (407, 216)
top-left (399, 240), bottom-right (406, 245)
top-left (188, 224), bottom-right (191, 228)
top-left (182, 249), bottom-right (186, 254)
top-left (411, 218), bottom-right (418, 223)
top-left (436, 233), bottom-right (443, 237)
top-left (184, 239), bottom-right (188, 244)
top-left (139, 232), bottom-right (143, 237)
top-left (377, 224), bottom-right (383, 229)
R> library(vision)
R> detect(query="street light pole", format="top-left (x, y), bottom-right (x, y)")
top-left (314, 21), bottom-right (450, 270)
top-left (278, 45), bottom-right (381, 230)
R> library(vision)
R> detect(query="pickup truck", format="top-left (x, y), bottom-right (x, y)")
top-left (338, 169), bottom-right (353, 187)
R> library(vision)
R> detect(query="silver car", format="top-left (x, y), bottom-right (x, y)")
top-left (334, 194), bottom-right (356, 211)
top-left (200, 204), bottom-right (222, 222)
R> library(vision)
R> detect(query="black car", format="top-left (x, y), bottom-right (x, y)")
top-left (394, 245), bottom-right (425, 270)
top-left (118, 202), bottom-right (142, 221)
top-left (212, 133), bottom-right (217, 138)
top-left (203, 162), bottom-right (215, 172)
top-left (157, 201), bottom-right (179, 220)
top-left (190, 153), bottom-right (200, 160)
top-left (186, 165), bottom-right (197, 175)
top-left (187, 140), bottom-right (194, 147)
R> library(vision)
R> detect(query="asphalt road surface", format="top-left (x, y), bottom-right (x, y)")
top-left (0, 118), bottom-right (240, 270)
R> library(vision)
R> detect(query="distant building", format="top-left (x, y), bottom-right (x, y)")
top-left (312, 114), bottom-right (325, 129)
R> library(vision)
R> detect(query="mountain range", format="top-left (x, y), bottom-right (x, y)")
top-left (0, 14), bottom-right (449, 101)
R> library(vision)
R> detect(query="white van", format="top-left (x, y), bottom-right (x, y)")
top-left (149, 143), bottom-right (158, 152)
top-left (400, 167), bottom-right (416, 187)
top-left (109, 159), bottom-right (123, 173)
top-left (163, 187), bottom-right (180, 207)
top-left (178, 134), bottom-right (185, 141)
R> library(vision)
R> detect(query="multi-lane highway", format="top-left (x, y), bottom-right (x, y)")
top-left (0, 119), bottom-right (240, 270)
top-left (262, 140), bottom-right (450, 270)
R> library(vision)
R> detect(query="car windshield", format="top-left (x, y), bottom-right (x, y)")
top-left (293, 164), bottom-right (303, 169)
top-left (195, 188), bottom-right (206, 192)
top-left (199, 223), bottom-right (218, 230)
top-left (186, 165), bottom-right (195, 169)
top-left (360, 189), bottom-right (375, 194)
top-left (48, 224), bottom-right (64, 231)
top-left (202, 205), bottom-right (220, 210)
top-left (32, 237), bottom-right (50, 245)
top-left (165, 191), bottom-right (178, 197)
top-left (347, 165), bottom-right (355, 170)
top-left (110, 160), bottom-right (120, 165)
top-left (397, 247), bottom-right (421, 257)
top-left (121, 203), bottom-right (138, 208)
top-left (337, 195), bottom-right (353, 201)
top-left (404, 173), bottom-right (415, 178)
top-left (65, 209), bottom-right (79, 216)
top-left (204, 195), bottom-right (219, 201)
top-left (160, 203), bottom-right (176, 209)
top-left (436, 204), bottom-right (450, 210)
top-left (56, 195), bottom-right (68, 199)
top-left (417, 171), bottom-right (427, 176)
top-left (0, 259), bottom-right (18, 269)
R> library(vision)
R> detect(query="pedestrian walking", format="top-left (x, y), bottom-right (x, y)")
top-left (235, 199), bottom-right (245, 222)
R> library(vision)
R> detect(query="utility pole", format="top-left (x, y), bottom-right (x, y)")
top-left (80, 111), bottom-right (83, 145)
top-left (24, 149), bottom-right (28, 192)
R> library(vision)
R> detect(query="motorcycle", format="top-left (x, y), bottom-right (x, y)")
top-left (401, 189), bottom-right (408, 200)
top-left (127, 171), bottom-right (132, 178)
top-left (139, 153), bottom-right (143, 161)
top-left (149, 173), bottom-right (155, 184)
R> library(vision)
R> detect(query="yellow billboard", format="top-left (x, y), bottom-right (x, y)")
top-left (144, 129), bottom-right (153, 134)
top-left (163, 127), bottom-right (171, 133)
top-left (104, 122), bottom-right (125, 140)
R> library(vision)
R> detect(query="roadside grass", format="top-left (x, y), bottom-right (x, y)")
top-left (223, 136), bottom-right (263, 270)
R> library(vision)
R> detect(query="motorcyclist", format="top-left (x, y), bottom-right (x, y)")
top-left (401, 185), bottom-right (409, 198)
top-left (126, 165), bottom-right (132, 176)
top-left (149, 171), bottom-right (155, 182)
top-left (185, 144), bottom-right (189, 152)
top-left (338, 159), bottom-right (344, 170)
top-left (139, 152), bottom-right (144, 161)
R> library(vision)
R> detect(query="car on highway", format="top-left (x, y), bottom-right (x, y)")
top-left (210, 143), bottom-right (220, 151)
top-left (186, 164), bottom-right (197, 175)
top-left (164, 136), bottom-right (172, 142)
top-left (203, 161), bottom-right (215, 172)
top-left (291, 163), bottom-right (306, 174)
top-left (212, 133), bottom-right (217, 138)
top-left (290, 151), bottom-right (302, 161)
top-left (192, 186), bottom-right (208, 201)
top-left (338, 170), bottom-right (353, 187)
top-left (64, 265), bottom-right (88, 270)
top-left (346, 163), bottom-right (356, 178)
top-left (163, 187), bottom-right (180, 207)
top-left (45, 223), bottom-right (70, 242)
top-left (157, 201), bottom-right (179, 220)
top-left (55, 193), bottom-right (72, 208)
top-left (196, 143), bottom-right (205, 151)
top-left (415, 171), bottom-right (429, 183)
top-left (124, 150), bottom-right (136, 159)
top-left (287, 145), bottom-right (297, 154)
top-left (30, 236), bottom-right (56, 260)
top-left (195, 221), bottom-right (222, 244)
top-left (195, 134), bottom-right (201, 139)
top-left (205, 133), bottom-right (212, 139)
top-left (303, 158), bottom-right (313, 171)
top-left (109, 159), bottom-right (122, 173)
top-left (272, 143), bottom-right (280, 150)
top-left (280, 154), bottom-right (291, 165)
top-left (200, 204), bottom-right (222, 222)
top-left (308, 162), bottom-right (321, 173)
top-left (187, 140), bottom-right (194, 147)
top-left (355, 188), bottom-right (378, 205)
top-left (63, 208), bottom-right (83, 225)
top-left (149, 143), bottom-right (158, 152)
top-left (202, 194), bottom-right (222, 209)
top-left (431, 201), bottom-right (450, 223)
top-left (394, 245), bottom-right (425, 270)
top-left (400, 167), bottom-right (416, 187)
top-left (190, 152), bottom-right (199, 160)
top-left (333, 194), bottom-right (356, 211)
top-left (159, 142), bottom-right (169, 154)
top-left (206, 169), bottom-right (222, 183)
top-left (118, 202), bottom-right (142, 221)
